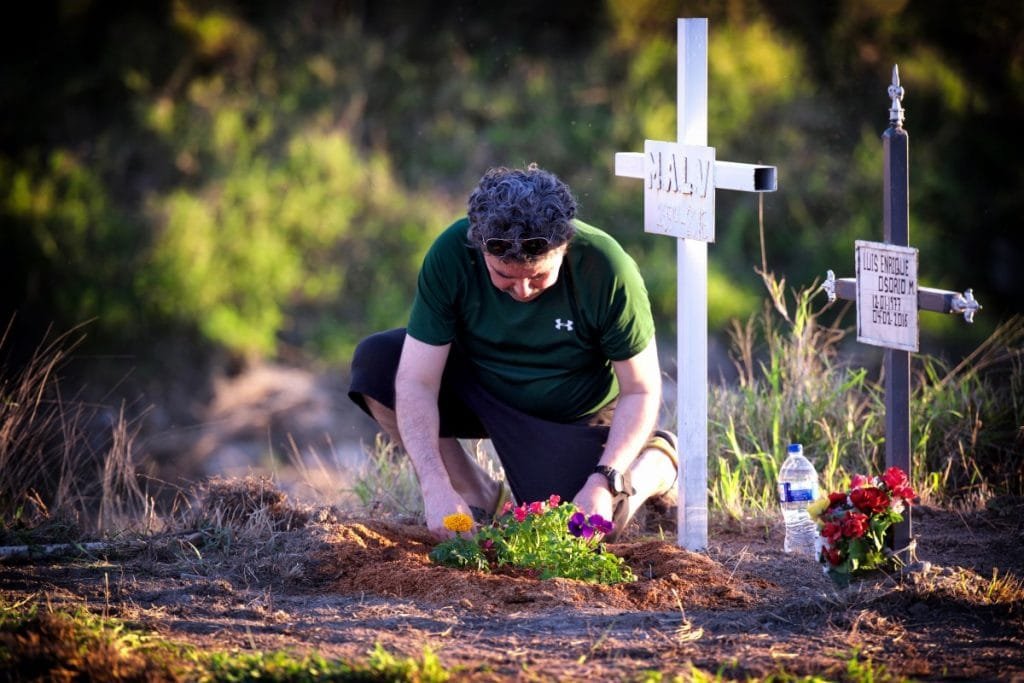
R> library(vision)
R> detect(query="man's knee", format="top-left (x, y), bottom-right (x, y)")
top-left (348, 328), bottom-right (405, 416)
top-left (353, 395), bottom-right (401, 450)
top-left (351, 329), bottom-right (405, 377)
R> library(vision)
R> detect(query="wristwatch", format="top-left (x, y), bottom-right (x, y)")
top-left (592, 465), bottom-right (633, 497)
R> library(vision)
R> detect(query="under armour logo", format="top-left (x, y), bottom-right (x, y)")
top-left (554, 318), bottom-right (574, 331)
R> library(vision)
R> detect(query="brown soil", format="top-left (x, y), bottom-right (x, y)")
top-left (2, 500), bottom-right (1023, 681)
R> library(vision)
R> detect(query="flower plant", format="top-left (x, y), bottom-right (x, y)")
top-left (809, 466), bottom-right (916, 586)
top-left (429, 495), bottom-right (635, 585)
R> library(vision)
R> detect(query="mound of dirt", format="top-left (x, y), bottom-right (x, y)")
top-left (307, 520), bottom-right (792, 614)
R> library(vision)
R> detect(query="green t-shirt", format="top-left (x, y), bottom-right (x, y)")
top-left (407, 218), bottom-right (655, 422)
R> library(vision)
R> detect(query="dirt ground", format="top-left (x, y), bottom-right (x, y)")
top-left (2, 498), bottom-right (1023, 681)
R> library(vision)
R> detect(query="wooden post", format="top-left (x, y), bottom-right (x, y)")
top-left (676, 19), bottom-right (711, 553)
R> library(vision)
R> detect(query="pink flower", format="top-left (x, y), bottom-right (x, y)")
top-left (881, 466), bottom-right (908, 490)
top-left (548, 494), bottom-right (561, 508)
top-left (527, 501), bottom-right (544, 516)
top-left (513, 505), bottom-right (527, 523)
top-left (501, 500), bottom-right (515, 515)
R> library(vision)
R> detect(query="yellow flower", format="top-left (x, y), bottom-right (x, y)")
top-left (442, 512), bottom-right (474, 534)
top-left (807, 496), bottom-right (829, 521)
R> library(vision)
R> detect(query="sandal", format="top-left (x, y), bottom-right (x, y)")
top-left (605, 430), bottom-right (678, 541)
top-left (469, 482), bottom-right (513, 525)
top-left (608, 476), bottom-right (633, 542)
top-left (646, 430), bottom-right (679, 507)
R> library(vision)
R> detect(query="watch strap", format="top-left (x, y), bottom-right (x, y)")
top-left (592, 465), bottom-right (635, 497)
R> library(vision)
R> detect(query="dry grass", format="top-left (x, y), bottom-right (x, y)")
top-left (188, 475), bottom-right (311, 532)
top-left (152, 474), bottom-right (329, 587)
top-left (0, 320), bottom-right (153, 544)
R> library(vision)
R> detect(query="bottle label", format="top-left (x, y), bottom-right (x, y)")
top-left (781, 483), bottom-right (815, 503)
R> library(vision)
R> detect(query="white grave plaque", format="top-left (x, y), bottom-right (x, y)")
top-left (855, 240), bottom-right (919, 351)
top-left (644, 140), bottom-right (716, 241)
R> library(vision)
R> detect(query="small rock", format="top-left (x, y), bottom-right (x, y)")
top-left (902, 560), bottom-right (932, 575)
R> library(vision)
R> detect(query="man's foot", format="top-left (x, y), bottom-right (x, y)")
top-left (606, 430), bottom-right (678, 541)
top-left (469, 482), bottom-right (513, 525)
top-left (646, 430), bottom-right (679, 506)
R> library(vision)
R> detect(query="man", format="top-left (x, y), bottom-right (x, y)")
top-left (349, 164), bottom-right (677, 539)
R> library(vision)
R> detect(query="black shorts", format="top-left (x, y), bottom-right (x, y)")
top-left (348, 328), bottom-right (612, 505)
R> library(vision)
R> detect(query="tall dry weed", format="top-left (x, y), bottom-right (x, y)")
top-left (0, 319), bottom-right (152, 542)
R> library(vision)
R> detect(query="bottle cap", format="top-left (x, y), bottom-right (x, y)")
top-left (787, 443), bottom-right (802, 453)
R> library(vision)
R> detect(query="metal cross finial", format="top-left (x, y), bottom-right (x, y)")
top-left (888, 64), bottom-right (905, 127)
top-left (822, 269), bottom-right (837, 303)
top-left (951, 288), bottom-right (982, 323)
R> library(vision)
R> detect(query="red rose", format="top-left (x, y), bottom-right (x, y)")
top-left (881, 467), bottom-right (908, 490)
top-left (822, 522), bottom-right (843, 543)
top-left (850, 474), bottom-right (870, 489)
top-left (850, 486), bottom-right (890, 514)
top-left (841, 511), bottom-right (869, 538)
top-left (824, 547), bottom-right (843, 566)
top-left (892, 484), bottom-right (916, 502)
top-left (828, 491), bottom-right (848, 506)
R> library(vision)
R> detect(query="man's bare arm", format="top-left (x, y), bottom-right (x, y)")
top-left (394, 335), bottom-right (470, 537)
top-left (573, 337), bottom-right (662, 519)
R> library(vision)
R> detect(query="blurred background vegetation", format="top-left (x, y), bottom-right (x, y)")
top-left (0, 1), bottom-right (1021, 488)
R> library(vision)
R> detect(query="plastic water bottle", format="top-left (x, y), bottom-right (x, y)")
top-left (777, 443), bottom-right (820, 556)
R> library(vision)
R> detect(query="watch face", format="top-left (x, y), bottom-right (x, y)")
top-left (595, 465), bottom-right (628, 496)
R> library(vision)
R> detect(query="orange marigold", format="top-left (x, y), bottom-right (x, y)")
top-left (442, 512), bottom-right (474, 533)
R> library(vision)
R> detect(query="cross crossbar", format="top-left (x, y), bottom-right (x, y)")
top-left (614, 153), bottom-right (778, 193)
top-left (823, 272), bottom-right (982, 322)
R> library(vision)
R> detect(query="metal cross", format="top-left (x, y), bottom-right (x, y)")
top-left (823, 65), bottom-right (980, 560)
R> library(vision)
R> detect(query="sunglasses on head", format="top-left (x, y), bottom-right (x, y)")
top-left (483, 236), bottom-right (551, 258)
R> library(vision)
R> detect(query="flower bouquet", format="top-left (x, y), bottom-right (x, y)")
top-left (809, 466), bottom-right (916, 587)
top-left (429, 495), bottom-right (636, 585)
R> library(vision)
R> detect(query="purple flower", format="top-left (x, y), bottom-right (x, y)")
top-left (589, 514), bottom-right (613, 536)
top-left (569, 511), bottom-right (614, 539)
top-left (568, 511), bottom-right (588, 538)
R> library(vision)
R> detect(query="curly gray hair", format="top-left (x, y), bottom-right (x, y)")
top-left (466, 164), bottom-right (577, 262)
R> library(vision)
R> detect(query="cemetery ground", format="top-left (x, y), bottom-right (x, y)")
top-left (2, 479), bottom-right (1022, 681)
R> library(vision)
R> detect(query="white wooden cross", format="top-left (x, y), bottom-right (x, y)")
top-left (615, 18), bottom-right (778, 550)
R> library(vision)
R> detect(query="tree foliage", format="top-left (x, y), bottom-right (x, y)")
top-left (1, 0), bottom-right (1020, 365)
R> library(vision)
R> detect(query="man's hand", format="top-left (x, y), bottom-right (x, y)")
top-left (422, 485), bottom-right (475, 540)
top-left (573, 473), bottom-right (616, 525)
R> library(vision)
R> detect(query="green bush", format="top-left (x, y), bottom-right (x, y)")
top-left (144, 128), bottom-right (453, 358)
